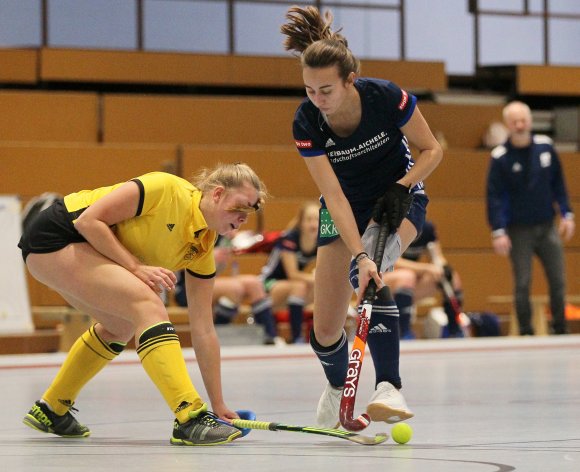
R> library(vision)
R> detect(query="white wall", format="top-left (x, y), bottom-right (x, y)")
top-left (0, 0), bottom-right (578, 75)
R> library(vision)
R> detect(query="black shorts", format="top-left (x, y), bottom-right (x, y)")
top-left (18, 199), bottom-right (86, 261)
top-left (317, 192), bottom-right (429, 247)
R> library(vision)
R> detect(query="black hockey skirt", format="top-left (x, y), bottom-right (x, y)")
top-left (19, 199), bottom-right (86, 261)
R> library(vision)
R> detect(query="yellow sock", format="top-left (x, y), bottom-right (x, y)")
top-left (43, 324), bottom-right (125, 416)
top-left (137, 322), bottom-right (203, 424)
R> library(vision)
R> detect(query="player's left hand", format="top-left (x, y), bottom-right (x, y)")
top-left (355, 257), bottom-right (383, 305)
top-left (373, 182), bottom-right (413, 231)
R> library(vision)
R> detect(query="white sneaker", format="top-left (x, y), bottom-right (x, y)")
top-left (316, 383), bottom-right (343, 428)
top-left (366, 381), bottom-right (414, 424)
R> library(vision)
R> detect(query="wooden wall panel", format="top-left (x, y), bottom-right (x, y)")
top-left (419, 102), bottom-right (503, 149)
top-left (0, 91), bottom-right (98, 142)
top-left (181, 145), bottom-right (319, 199)
top-left (517, 65), bottom-right (580, 96)
top-left (0, 143), bottom-right (177, 201)
top-left (40, 48), bottom-right (446, 91)
top-left (0, 49), bottom-right (38, 84)
top-left (424, 149), bottom-right (490, 198)
top-left (103, 95), bottom-right (300, 145)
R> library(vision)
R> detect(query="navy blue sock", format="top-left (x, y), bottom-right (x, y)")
top-left (287, 296), bottom-right (305, 341)
top-left (367, 290), bottom-right (401, 389)
top-left (214, 297), bottom-right (239, 325)
top-left (252, 298), bottom-right (277, 338)
top-left (394, 289), bottom-right (414, 336)
top-left (310, 329), bottom-right (348, 388)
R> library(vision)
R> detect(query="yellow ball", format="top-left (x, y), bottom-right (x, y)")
top-left (391, 422), bottom-right (413, 444)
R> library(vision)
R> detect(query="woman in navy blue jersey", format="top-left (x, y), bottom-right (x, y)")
top-left (281, 6), bottom-right (442, 428)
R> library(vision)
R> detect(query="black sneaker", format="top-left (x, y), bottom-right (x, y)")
top-left (171, 403), bottom-right (241, 446)
top-left (23, 401), bottom-right (90, 438)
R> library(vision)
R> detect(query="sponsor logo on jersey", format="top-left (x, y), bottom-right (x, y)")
top-left (319, 209), bottom-right (339, 238)
top-left (327, 131), bottom-right (389, 163)
top-left (295, 139), bottom-right (313, 149)
top-left (184, 244), bottom-right (199, 260)
top-left (398, 89), bottom-right (409, 110)
top-left (540, 151), bottom-right (551, 168)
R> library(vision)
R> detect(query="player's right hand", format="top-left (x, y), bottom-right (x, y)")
top-left (492, 234), bottom-right (511, 257)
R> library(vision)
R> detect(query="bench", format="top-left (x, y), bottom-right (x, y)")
top-left (487, 295), bottom-right (580, 336)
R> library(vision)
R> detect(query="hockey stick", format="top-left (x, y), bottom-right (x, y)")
top-left (426, 242), bottom-right (462, 326)
top-left (339, 217), bottom-right (391, 432)
top-left (439, 276), bottom-right (462, 323)
top-left (231, 419), bottom-right (388, 446)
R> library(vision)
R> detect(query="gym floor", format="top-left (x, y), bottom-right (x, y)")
top-left (1, 335), bottom-right (579, 472)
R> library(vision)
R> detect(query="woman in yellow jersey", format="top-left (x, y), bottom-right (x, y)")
top-left (19, 163), bottom-right (267, 446)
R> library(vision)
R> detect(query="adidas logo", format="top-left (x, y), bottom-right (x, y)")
top-left (325, 138), bottom-right (336, 147)
top-left (167, 224), bottom-right (175, 232)
top-left (369, 323), bottom-right (391, 334)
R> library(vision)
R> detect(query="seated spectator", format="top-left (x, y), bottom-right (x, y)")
top-left (260, 201), bottom-right (319, 343)
top-left (174, 233), bottom-right (284, 346)
top-left (383, 220), bottom-right (465, 339)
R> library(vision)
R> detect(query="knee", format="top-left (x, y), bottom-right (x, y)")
top-left (95, 320), bottom-right (134, 344)
top-left (396, 269), bottom-right (417, 289)
top-left (245, 280), bottom-right (266, 301)
top-left (131, 294), bottom-right (170, 324)
top-left (385, 269), bottom-right (416, 290)
top-left (229, 283), bottom-right (246, 303)
top-left (312, 323), bottom-right (343, 346)
top-left (290, 280), bottom-right (309, 298)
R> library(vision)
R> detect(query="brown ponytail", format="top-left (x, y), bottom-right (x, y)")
top-left (281, 5), bottom-right (360, 81)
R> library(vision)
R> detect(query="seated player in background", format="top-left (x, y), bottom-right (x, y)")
top-left (260, 201), bottom-right (319, 343)
top-left (174, 232), bottom-right (284, 346)
top-left (383, 220), bottom-right (465, 339)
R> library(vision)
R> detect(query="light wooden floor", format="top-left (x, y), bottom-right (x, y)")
top-left (1, 336), bottom-right (579, 472)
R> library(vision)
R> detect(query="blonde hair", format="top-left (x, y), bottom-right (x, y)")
top-left (192, 162), bottom-right (268, 212)
top-left (281, 5), bottom-right (360, 81)
top-left (287, 200), bottom-right (320, 231)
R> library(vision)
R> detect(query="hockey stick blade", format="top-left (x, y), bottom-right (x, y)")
top-left (232, 419), bottom-right (388, 446)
